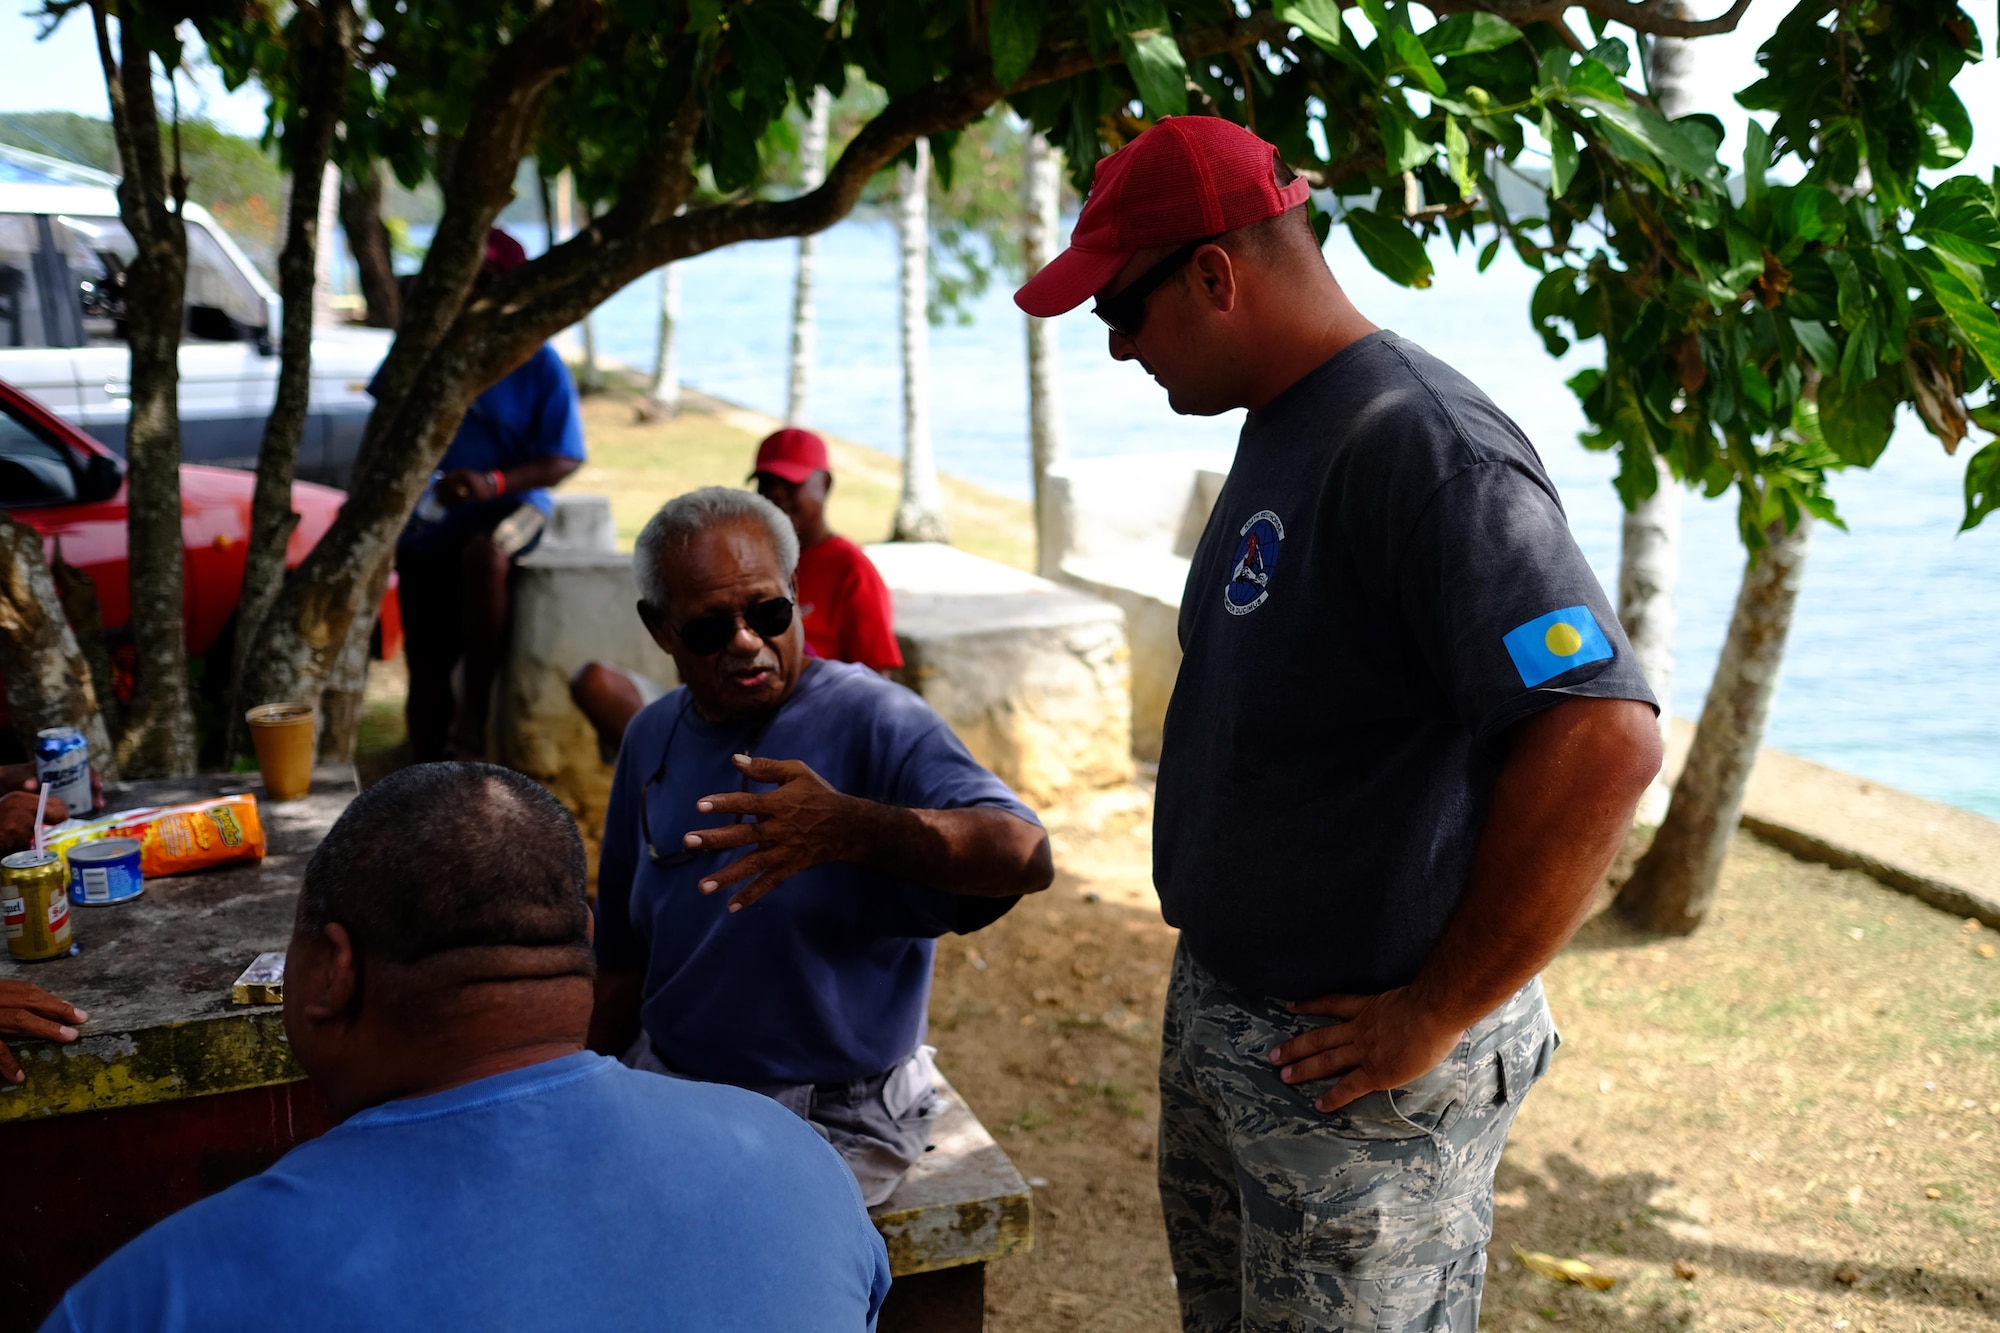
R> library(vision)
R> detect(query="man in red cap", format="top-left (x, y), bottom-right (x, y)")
top-left (392, 228), bottom-right (586, 762)
top-left (751, 427), bottom-right (903, 674)
top-left (1019, 117), bottom-right (1662, 1330)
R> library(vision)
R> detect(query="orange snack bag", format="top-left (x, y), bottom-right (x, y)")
top-left (106, 795), bottom-right (267, 877)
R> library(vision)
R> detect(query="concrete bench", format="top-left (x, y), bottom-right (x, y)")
top-left (872, 1074), bottom-right (1034, 1331)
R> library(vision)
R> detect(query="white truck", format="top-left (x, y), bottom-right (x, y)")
top-left (0, 145), bottom-right (391, 486)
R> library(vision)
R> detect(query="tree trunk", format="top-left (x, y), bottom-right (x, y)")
top-left (230, 0), bottom-right (353, 763)
top-left (311, 162), bottom-right (342, 328)
top-left (1620, 16), bottom-right (1692, 828)
top-left (786, 13), bottom-right (835, 426)
top-left (577, 196), bottom-right (601, 393)
top-left (1022, 131), bottom-right (1067, 579)
top-left (339, 163), bottom-right (401, 329)
top-left (0, 517), bottom-right (117, 782)
top-left (95, 2), bottom-right (194, 779)
top-left (641, 258), bottom-right (682, 420)
top-left (1619, 458), bottom-right (1680, 826)
top-left (1616, 516), bottom-right (1811, 934)
top-left (891, 139), bottom-right (948, 543)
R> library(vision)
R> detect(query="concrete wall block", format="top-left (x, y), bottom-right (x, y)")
top-left (499, 550), bottom-right (674, 839)
top-left (897, 612), bottom-right (1133, 808)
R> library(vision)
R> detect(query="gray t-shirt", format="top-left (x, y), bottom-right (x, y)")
top-left (1153, 331), bottom-right (1657, 1000)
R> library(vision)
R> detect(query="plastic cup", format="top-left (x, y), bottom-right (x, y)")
top-left (245, 703), bottom-right (316, 802)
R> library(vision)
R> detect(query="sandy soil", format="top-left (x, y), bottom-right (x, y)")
top-left (939, 785), bottom-right (1999, 1333)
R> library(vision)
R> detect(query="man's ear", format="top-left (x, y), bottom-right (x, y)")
top-left (637, 600), bottom-right (675, 654)
top-left (298, 923), bottom-right (360, 1025)
top-left (1191, 244), bottom-right (1239, 315)
top-left (812, 471), bottom-right (833, 500)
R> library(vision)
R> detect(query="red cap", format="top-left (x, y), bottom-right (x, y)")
top-left (484, 228), bottom-right (528, 275)
top-left (750, 427), bottom-right (830, 484)
top-left (1014, 117), bottom-right (1310, 318)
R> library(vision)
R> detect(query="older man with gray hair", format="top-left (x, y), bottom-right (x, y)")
top-left (588, 487), bottom-right (1054, 1204)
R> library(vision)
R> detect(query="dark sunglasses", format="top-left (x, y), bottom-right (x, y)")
top-left (1092, 235), bottom-right (1221, 339)
top-left (673, 596), bottom-right (794, 656)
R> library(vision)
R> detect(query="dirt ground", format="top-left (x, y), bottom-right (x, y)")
top-left (943, 784), bottom-right (1999, 1333)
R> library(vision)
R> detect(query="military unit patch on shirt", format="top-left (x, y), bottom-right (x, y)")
top-left (1502, 605), bottom-right (1615, 687)
top-left (1225, 510), bottom-right (1285, 615)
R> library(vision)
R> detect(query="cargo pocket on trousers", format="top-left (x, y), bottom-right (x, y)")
top-left (1495, 1023), bottom-right (1558, 1106)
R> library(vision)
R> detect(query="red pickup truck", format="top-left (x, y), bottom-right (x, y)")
top-left (0, 376), bottom-right (402, 698)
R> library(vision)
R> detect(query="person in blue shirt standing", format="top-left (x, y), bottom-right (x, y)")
top-left (589, 487), bottom-right (1054, 1205)
top-left (394, 228), bottom-right (587, 762)
top-left (43, 761), bottom-right (890, 1333)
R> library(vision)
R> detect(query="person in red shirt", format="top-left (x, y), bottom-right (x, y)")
top-left (750, 428), bottom-right (903, 673)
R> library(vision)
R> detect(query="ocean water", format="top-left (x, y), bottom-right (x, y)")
top-left (567, 221), bottom-right (2000, 819)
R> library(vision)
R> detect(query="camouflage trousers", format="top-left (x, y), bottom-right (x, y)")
top-left (1158, 944), bottom-right (1558, 1333)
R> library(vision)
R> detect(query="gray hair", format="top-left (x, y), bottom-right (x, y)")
top-left (633, 486), bottom-right (799, 609)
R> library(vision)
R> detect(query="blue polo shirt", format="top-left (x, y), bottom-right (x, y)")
top-left (43, 1053), bottom-right (891, 1332)
top-left (597, 660), bottom-right (1039, 1085)
top-left (394, 342), bottom-right (586, 552)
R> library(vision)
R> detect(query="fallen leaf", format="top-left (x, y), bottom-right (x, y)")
top-left (1672, 1260), bottom-right (1700, 1281)
top-left (1966, 919), bottom-right (1983, 933)
top-left (1514, 1247), bottom-right (1618, 1291)
top-left (1978, 943), bottom-right (1996, 959)
top-left (1926, 1187), bottom-right (1943, 1200)
top-left (1848, 927), bottom-right (1866, 940)
top-left (1834, 1266), bottom-right (1860, 1285)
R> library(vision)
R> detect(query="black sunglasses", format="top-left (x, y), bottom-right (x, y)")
top-left (673, 596), bottom-right (794, 656)
top-left (1092, 235), bottom-right (1221, 339)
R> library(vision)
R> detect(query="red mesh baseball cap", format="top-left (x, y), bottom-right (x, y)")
top-left (749, 427), bottom-right (830, 484)
top-left (1014, 117), bottom-right (1310, 318)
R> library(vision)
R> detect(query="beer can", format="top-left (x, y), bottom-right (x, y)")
top-left (34, 726), bottom-right (94, 816)
top-left (67, 837), bottom-right (143, 906)
top-left (4, 850), bottom-right (75, 963)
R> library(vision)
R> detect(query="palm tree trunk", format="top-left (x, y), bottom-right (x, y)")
top-left (786, 10), bottom-right (835, 426)
top-left (1620, 17), bottom-right (1692, 827)
top-left (1022, 132), bottom-right (1067, 579)
top-left (1616, 516), bottom-right (1811, 933)
top-left (891, 139), bottom-right (948, 542)
top-left (644, 258), bottom-right (682, 419)
top-left (1620, 459), bottom-right (1680, 825)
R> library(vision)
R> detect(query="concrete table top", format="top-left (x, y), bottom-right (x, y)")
top-left (0, 768), bottom-right (357, 1124)
top-left (872, 1073), bottom-right (1035, 1276)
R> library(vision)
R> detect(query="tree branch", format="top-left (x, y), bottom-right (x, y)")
top-left (1429, 0), bottom-right (1752, 37)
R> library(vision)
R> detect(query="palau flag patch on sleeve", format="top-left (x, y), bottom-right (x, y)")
top-left (1502, 605), bottom-right (1614, 687)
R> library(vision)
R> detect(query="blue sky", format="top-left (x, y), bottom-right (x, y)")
top-left (2, 3), bottom-right (1995, 178)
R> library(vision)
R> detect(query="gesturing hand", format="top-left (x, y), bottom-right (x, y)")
top-left (1268, 986), bottom-right (1466, 1115)
top-left (0, 981), bottom-right (88, 1085)
top-left (683, 755), bottom-right (860, 912)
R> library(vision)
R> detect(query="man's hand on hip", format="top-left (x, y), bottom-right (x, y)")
top-left (685, 755), bottom-right (856, 911)
top-left (1268, 987), bottom-right (1465, 1114)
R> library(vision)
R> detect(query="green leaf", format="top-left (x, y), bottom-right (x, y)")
top-left (1909, 248), bottom-right (2000, 381)
top-left (1789, 318), bottom-right (1838, 377)
top-left (1421, 12), bottom-right (1519, 57)
top-left (1912, 181), bottom-right (2000, 267)
top-left (1445, 117), bottom-right (1475, 198)
top-left (1117, 29), bottom-right (1189, 117)
top-left (989, 0), bottom-right (1048, 88)
top-left (1818, 371), bottom-right (1901, 468)
top-left (1388, 28), bottom-right (1446, 95)
top-left (1582, 100), bottom-right (1715, 180)
top-left (1277, 0), bottom-right (1346, 52)
top-left (1542, 110), bottom-right (1578, 197)
top-left (1962, 439), bottom-right (2000, 532)
top-left (1742, 119), bottom-right (1770, 215)
top-left (1378, 99), bottom-right (1430, 174)
top-left (1563, 57), bottom-right (1626, 106)
top-left (1344, 208), bottom-right (1433, 288)
top-left (1477, 236), bottom-right (1501, 272)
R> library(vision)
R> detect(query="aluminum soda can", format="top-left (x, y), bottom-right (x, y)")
top-left (4, 850), bottom-right (75, 962)
top-left (67, 837), bottom-right (143, 906)
top-left (34, 727), bottom-right (94, 816)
